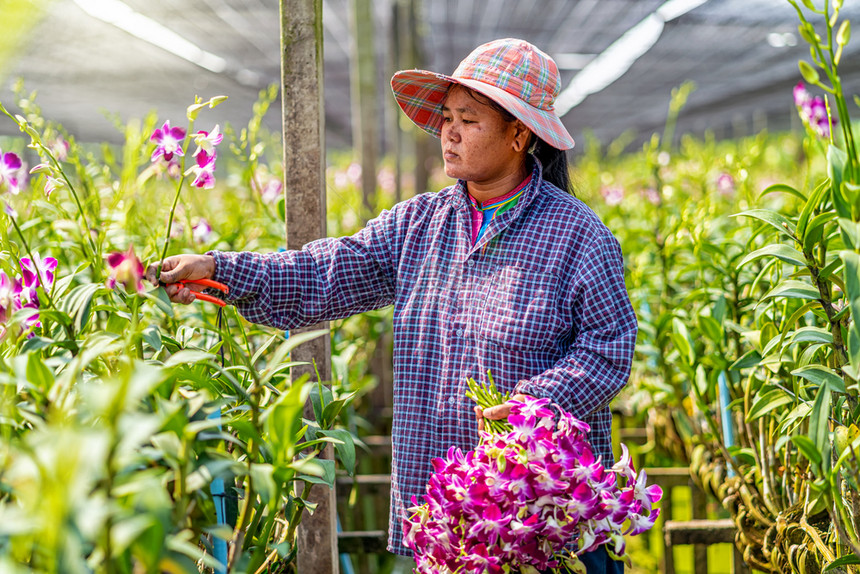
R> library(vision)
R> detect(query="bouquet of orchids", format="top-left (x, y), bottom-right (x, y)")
top-left (403, 378), bottom-right (662, 573)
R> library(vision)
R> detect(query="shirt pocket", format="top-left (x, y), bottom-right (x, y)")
top-left (478, 265), bottom-right (565, 352)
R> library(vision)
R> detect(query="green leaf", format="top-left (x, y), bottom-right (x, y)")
top-left (792, 365), bottom-right (847, 393)
top-left (792, 434), bottom-right (822, 467)
top-left (790, 326), bottom-right (833, 345)
top-left (732, 209), bottom-right (797, 240)
top-left (809, 383), bottom-right (832, 471)
top-left (250, 463), bottom-right (277, 504)
top-left (59, 283), bottom-right (103, 333)
top-left (838, 218), bottom-right (860, 250)
top-left (825, 555), bottom-right (860, 571)
top-left (163, 350), bottom-right (217, 368)
top-left (797, 181), bottom-right (830, 239)
top-left (309, 383), bottom-right (333, 425)
top-left (142, 326), bottom-right (163, 352)
top-left (319, 429), bottom-right (356, 476)
top-left (251, 333), bottom-right (282, 366)
top-left (326, 390), bottom-right (359, 424)
top-left (762, 279), bottom-right (820, 301)
top-left (729, 348), bottom-right (762, 371)
top-left (777, 301), bottom-right (822, 350)
top-left (802, 210), bottom-right (836, 252)
top-left (19, 336), bottom-right (56, 353)
top-left (829, 146), bottom-right (849, 212)
top-left (845, 252), bottom-right (860, 375)
top-left (746, 388), bottom-right (794, 422)
top-left (737, 244), bottom-right (807, 268)
top-left (263, 378), bottom-right (311, 462)
top-left (698, 314), bottom-right (723, 344)
top-left (259, 329), bottom-right (328, 385)
top-left (26, 351), bottom-right (55, 390)
top-left (297, 458), bottom-right (336, 487)
top-left (141, 287), bottom-right (174, 318)
top-left (671, 318), bottom-right (695, 366)
top-left (759, 183), bottom-right (807, 201)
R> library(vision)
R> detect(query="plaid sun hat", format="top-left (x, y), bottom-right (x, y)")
top-left (391, 38), bottom-right (575, 150)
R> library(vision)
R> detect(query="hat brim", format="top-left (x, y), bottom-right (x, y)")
top-left (391, 69), bottom-right (575, 150)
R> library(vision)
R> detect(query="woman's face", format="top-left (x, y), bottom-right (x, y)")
top-left (440, 86), bottom-right (530, 187)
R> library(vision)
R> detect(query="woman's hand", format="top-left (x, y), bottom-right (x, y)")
top-left (145, 254), bottom-right (216, 305)
top-left (474, 393), bottom-right (533, 432)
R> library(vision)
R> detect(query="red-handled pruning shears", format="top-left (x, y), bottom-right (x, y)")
top-left (167, 278), bottom-right (229, 307)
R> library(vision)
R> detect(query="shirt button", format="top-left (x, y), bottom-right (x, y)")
top-left (465, 259), bottom-right (473, 267)
top-left (456, 329), bottom-right (463, 337)
top-left (448, 397), bottom-right (455, 405)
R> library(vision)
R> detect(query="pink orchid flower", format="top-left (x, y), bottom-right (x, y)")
top-left (186, 150), bottom-right (217, 189)
top-left (20, 253), bottom-right (58, 291)
top-left (404, 395), bottom-right (661, 571)
top-left (193, 125), bottom-right (223, 157)
top-left (0, 150), bottom-right (25, 195)
top-left (0, 272), bottom-right (21, 324)
top-left (193, 218), bottom-right (213, 243)
top-left (106, 246), bottom-right (145, 294)
top-left (150, 120), bottom-right (187, 163)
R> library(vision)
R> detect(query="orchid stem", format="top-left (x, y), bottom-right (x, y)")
top-left (158, 174), bottom-right (188, 272)
top-left (8, 213), bottom-right (56, 311)
top-left (157, 119), bottom-right (195, 278)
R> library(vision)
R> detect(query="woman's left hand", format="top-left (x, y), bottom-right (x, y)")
top-left (474, 393), bottom-right (534, 432)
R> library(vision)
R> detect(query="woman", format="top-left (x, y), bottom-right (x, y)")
top-left (150, 38), bottom-right (635, 573)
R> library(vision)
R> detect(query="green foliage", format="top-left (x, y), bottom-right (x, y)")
top-left (0, 84), bottom-right (385, 572)
top-left (584, 2), bottom-right (860, 570)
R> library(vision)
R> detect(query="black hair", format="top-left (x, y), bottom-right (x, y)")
top-left (462, 86), bottom-right (575, 196)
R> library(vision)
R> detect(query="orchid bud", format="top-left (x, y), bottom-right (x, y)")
top-left (29, 163), bottom-right (52, 175)
top-left (837, 20), bottom-right (850, 47)
top-left (799, 61), bottom-right (820, 85)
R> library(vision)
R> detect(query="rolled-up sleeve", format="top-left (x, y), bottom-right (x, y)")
top-left (515, 233), bottom-right (637, 418)
top-left (209, 208), bottom-right (398, 330)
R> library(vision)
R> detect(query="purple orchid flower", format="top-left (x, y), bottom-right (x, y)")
top-left (192, 218), bottom-right (213, 243)
top-left (106, 246), bottom-right (145, 294)
top-left (716, 172), bottom-right (735, 196)
top-left (186, 149), bottom-right (217, 189)
top-left (192, 125), bottom-right (223, 157)
top-left (794, 82), bottom-right (836, 138)
top-left (20, 253), bottom-right (58, 291)
top-left (600, 186), bottom-right (624, 206)
top-left (0, 150), bottom-right (25, 195)
top-left (49, 137), bottom-right (70, 162)
top-left (0, 272), bottom-right (21, 324)
top-left (404, 394), bottom-right (661, 571)
top-left (150, 120), bottom-right (186, 163)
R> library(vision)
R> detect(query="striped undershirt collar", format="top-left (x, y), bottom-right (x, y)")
top-left (467, 173), bottom-right (533, 211)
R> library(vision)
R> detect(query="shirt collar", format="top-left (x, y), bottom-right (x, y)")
top-left (452, 154), bottom-right (543, 211)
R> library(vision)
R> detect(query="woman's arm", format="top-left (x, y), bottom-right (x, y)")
top-left (148, 207), bottom-right (400, 329)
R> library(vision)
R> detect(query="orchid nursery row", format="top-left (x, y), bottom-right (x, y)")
top-left (575, 2), bottom-right (860, 572)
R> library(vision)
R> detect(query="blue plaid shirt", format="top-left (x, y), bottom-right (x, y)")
top-left (210, 159), bottom-right (637, 555)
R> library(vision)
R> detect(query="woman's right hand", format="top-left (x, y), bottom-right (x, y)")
top-left (145, 254), bottom-right (216, 305)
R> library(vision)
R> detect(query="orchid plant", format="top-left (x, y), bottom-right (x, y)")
top-left (0, 84), bottom-right (362, 574)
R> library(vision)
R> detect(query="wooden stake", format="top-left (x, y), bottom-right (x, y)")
top-left (280, 1), bottom-right (338, 572)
